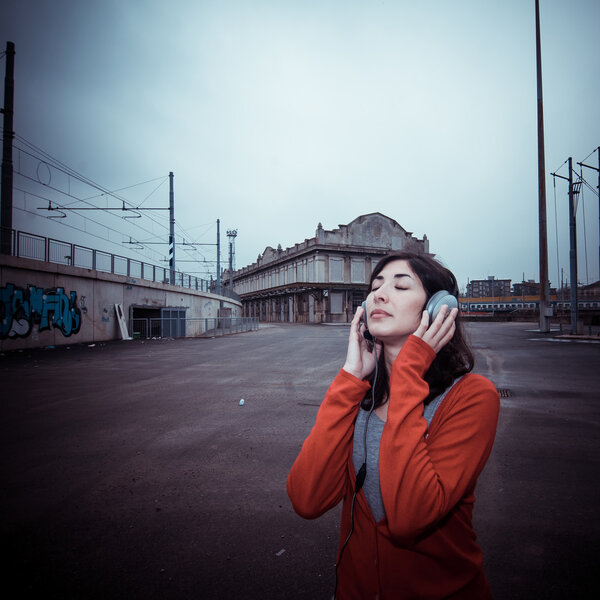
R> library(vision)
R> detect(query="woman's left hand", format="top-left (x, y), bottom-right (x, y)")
top-left (413, 305), bottom-right (458, 354)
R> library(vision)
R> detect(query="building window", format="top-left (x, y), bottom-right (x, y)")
top-left (371, 258), bottom-right (379, 275)
top-left (351, 259), bottom-right (365, 283)
top-left (307, 259), bottom-right (314, 282)
top-left (329, 257), bottom-right (344, 282)
top-left (280, 269), bottom-right (285, 286)
top-left (330, 292), bottom-right (344, 314)
top-left (316, 258), bottom-right (325, 282)
top-left (297, 262), bottom-right (304, 282)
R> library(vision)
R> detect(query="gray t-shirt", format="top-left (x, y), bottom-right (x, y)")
top-left (352, 378), bottom-right (462, 523)
top-left (352, 408), bottom-right (386, 522)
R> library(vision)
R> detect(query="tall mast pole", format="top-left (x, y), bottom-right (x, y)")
top-left (1, 41), bottom-right (15, 255)
top-left (535, 0), bottom-right (550, 332)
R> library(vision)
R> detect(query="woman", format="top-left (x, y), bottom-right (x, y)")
top-left (287, 252), bottom-right (499, 599)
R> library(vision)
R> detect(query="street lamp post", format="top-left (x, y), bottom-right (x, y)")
top-left (227, 229), bottom-right (238, 294)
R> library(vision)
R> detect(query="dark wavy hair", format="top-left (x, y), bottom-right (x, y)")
top-left (361, 252), bottom-right (474, 410)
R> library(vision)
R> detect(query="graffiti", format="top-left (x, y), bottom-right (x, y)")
top-left (0, 283), bottom-right (82, 339)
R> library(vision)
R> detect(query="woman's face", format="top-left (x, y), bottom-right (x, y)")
top-left (365, 259), bottom-right (428, 344)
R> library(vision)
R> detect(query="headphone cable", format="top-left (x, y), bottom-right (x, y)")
top-left (332, 342), bottom-right (378, 599)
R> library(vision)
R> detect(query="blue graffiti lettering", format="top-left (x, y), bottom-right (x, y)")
top-left (28, 286), bottom-right (44, 319)
top-left (0, 283), bottom-right (82, 339)
top-left (1, 284), bottom-right (31, 338)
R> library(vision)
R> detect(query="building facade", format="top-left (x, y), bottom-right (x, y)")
top-left (512, 280), bottom-right (540, 296)
top-left (228, 213), bottom-right (429, 323)
top-left (466, 277), bottom-right (512, 298)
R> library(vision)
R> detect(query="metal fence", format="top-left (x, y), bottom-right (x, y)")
top-left (131, 317), bottom-right (259, 339)
top-left (6, 228), bottom-right (241, 300)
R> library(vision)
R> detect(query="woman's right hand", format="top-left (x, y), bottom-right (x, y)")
top-left (342, 305), bottom-right (381, 380)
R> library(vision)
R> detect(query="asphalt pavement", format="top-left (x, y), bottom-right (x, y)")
top-left (1, 322), bottom-right (598, 599)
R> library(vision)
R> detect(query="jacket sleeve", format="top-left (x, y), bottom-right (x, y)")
top-left (287, 368), bottom-right (371, 519)
top-left (379, 335), bottom-right (499, 542)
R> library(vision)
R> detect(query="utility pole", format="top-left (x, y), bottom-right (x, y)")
top-left (535, 0), bottom-right (550, 332)
top-left (216, 219), bottom-right (221, 295)
top-left (568, 158), bottom-right (579, 334)
top-left (1, 41), bottom-right (15, 255)
top-left (577, 146), bottom-right (600, 282)
top-left (168, 171), bottom-right (175, 284)
top-left (466, 278), bottom-right (471, 313)
top-left (552, 158), bottom-right (582, 335)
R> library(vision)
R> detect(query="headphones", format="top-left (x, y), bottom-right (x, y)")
top-left (361, 290), bottom-right (458, 341)
top-left (360, 301), bottom-right (374, 341)
top-left (426, 290), bottom-right (458, 321)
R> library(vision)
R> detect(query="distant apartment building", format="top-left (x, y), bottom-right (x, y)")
top-left (227, 213), bottom-right (430, 323)
top-left (512, 280), bottom-right (540, 296)
top-left (466, 277), bottom-right (512, 298)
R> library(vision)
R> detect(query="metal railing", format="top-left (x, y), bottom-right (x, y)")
top-left (131, 317), bottom-right (259, 339)
top-left (4, 228), bottom-right (240, 300)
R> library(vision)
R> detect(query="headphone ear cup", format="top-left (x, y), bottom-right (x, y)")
top-left (361, 301), bottom-right (374, 342)
top-left (426, 290), bottom-right (458, 321)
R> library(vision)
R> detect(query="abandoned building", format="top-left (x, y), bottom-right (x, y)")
top-left (226, 213), bottom-right (430, 323)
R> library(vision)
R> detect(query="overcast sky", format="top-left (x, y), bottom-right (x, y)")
top-left (1, 0), bottom-right (598, 291)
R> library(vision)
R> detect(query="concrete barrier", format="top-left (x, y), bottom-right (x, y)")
top-left (0, 255), bottom-right (241, 350)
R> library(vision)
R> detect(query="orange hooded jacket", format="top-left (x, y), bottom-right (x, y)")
top-left (287, 335), bottom-right (499, 599)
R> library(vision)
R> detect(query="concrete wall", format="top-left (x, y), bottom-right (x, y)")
top-left (0, 255), bottom-right (241, 351)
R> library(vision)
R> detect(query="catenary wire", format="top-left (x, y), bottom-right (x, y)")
top-left (10, 135), bottom-right (223, 274)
